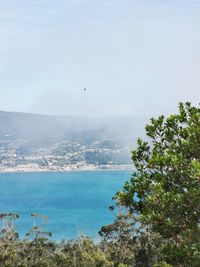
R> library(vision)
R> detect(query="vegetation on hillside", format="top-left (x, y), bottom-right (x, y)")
top-left (0, 102), bottom-right (199, 266)
top-left (0, 212), bottom-right (163, 267)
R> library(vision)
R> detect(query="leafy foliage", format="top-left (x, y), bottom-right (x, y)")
top-left (116, 102), bottom-right (200, 266)
top-left (99, 213), bottom-right (163, 267)
top-left (0, 213), bottom-right (115, 267)
top-left (0, 213), bottom-right (163, 267)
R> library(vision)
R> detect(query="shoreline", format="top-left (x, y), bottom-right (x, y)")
top-left (0, 165), bottom-right (134, 174)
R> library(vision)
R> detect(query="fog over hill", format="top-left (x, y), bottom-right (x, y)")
top-left (0, 111), bottom-right (147, 170)
top-left (0, 111), bottom-right (147, 144)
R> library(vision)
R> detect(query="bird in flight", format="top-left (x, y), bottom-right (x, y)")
top-left (83, 88), bottom-right (87, 91)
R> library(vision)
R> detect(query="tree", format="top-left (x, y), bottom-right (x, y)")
top-left (99, 213), bottom-right (163, 267)
top-left (60, 234), bottom-right (113, 267)
top-left (24, 213), bottom-right (55, 267)
top-left (0, 213), bottom-right (20, 267)
top-left (115, 102), bottom-right (200, 266)
top-left (99, 213), bottom-right (137, 266)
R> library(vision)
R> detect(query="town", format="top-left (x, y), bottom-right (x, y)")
top-left (0, 138), bottom-right (132, 172)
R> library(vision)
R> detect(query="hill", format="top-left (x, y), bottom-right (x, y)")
top-left (0, 111), bottom-right (147, 171)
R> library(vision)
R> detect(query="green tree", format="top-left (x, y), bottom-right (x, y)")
top-left (60, 234), bottom-right (113, 267)
top-left (0, 213), bottom-right (20, 267)
top-left (24, 213), bottom-right (55, 267)
top-left (116, 102), bottom-right (200, 266)
top-left (99, 213), bottom-right (137, 266)
top-left (99, 213), bottom-right (163, 267)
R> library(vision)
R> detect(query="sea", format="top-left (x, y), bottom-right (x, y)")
top-left (0, 170), bottom-right (132, 241)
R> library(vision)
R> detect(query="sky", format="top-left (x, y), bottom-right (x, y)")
top-left (0, 0), bottom-right (200, 118)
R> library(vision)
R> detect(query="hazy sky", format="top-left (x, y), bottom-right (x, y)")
top-left (0, 0), bottom-right (200, 117)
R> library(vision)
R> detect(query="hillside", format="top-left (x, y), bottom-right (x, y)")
top-left (0, 111), bottom-right (147, 171)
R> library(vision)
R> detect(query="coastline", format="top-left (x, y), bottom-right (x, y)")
top-left (0, 164), bottom-right (134, 174)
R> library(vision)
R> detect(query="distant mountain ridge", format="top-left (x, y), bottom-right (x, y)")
top-left (0, 110), bottom-right (147, 143)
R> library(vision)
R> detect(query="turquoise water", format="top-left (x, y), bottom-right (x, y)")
top-left (0, 171), bottom-right (132, 241)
